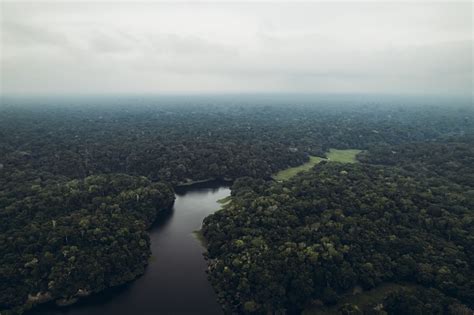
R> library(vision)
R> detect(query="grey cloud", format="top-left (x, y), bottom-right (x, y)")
top-left (148, 34), bottom-right (239, 57)
top-left (1, 2), bottom-right (472, 95)
top-left (88, 32), bottom-right (136, 53)
top-left (1, 21), bottom-right (70, 48)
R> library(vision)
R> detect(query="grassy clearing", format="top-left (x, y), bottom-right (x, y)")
top-left (217, 195), bottom-right (232, 205)
top-left (303, 283), bottom-right (418, 315)
top-left (273, 149), bottom-right (363, 181)
top-left (326, 149), bottom-right (362, 163)
top-left (192, 229), bottom-right (208, 248)
top-left (273, 156), bottom-right (326, 181)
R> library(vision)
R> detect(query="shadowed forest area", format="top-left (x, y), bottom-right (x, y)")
top-left (0, 101), bottom-right (473, 314)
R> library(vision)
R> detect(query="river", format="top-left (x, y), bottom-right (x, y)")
top-left (31, 181), bottom-right (230, 315)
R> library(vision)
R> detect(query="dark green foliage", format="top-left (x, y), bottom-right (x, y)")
top-left (202, 147), bottom-right (473, 313)
top-left (382, 287), bottom-right (470, 315)
top-left (0, 102), bottom-right (473, 314)
top-left (359, 139), bottom-right (474, 187)
top-left (0, 173), bottom-right (174, 313)
top-left (1, 104), bottom-right (471, 184)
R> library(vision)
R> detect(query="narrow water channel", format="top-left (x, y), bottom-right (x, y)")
top-left (31, 181), bottom-right (230, 315)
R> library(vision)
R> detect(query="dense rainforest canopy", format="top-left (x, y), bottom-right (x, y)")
top-left (202, 140), bottom-right (474, 314)
top-left (0, 173), bottom-right (174, 313)
top-left (1, 102), bottom-right (471, 183)
top-left (0, 100), bottom-right (472, 314)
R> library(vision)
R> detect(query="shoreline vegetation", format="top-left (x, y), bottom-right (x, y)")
top-left (192, 230), bottom-right (208, 248)
top-left (216, 195), bottom-right (232, 205)
top-left (273, 149), bottom-right (363, 181)
top-left (194, 195), bottom-right (233, 248)
top-left (177, 178), bottom-right (216, 187)
top-left (176, 177), bottom-right (233, 187)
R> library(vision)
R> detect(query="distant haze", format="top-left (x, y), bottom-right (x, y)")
top-left (1, 1), bottom-right (472, 96)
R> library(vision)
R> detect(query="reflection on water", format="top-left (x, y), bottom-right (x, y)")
top-left (31, 181), bottom-right (230, 315)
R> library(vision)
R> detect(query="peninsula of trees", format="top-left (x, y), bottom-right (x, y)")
top-left (203, 141), bottom-right (473, 314)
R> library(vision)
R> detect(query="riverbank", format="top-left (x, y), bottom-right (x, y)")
top-left (28, 182), bottom-right (229, 315)
top-left (193, 194), bottom-right (233, 248)
top-left (176, 177), bottom-right (233, 187)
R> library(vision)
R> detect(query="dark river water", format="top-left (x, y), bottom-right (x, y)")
top-left (31, 181), bottom-right (230, 315)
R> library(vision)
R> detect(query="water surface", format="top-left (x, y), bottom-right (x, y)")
top-left (32, 181), bottom-right (230, 315)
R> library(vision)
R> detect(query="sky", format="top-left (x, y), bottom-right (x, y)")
top-left (0, 1), bottom-right (472, 96)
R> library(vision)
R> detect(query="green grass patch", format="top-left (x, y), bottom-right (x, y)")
top-left (325, 149), bottom-right (362, 163)
top-left (217, 195), bottom-right (232, 205)
top-left (273, 156), bottom-right (326, 181)
top-left (148, 255), bottom-right (157, 263)
top-left (273, 149), bottom-right (363, 181)
top-left (192, 229), bottom-right (208, 248)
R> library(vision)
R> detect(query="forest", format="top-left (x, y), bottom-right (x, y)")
top-left (0, 101), bottom-right (473, 314)
top-left (203, 142), bottom-right (474, 313)
top-left (0, 173), bottom-right (174, 313)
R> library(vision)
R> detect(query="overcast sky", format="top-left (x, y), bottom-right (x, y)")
top-left (1, 1), bottom-right (472, 96)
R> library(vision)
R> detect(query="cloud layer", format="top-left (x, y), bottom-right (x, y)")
top-left (1, 2), bottom-right (472, 95)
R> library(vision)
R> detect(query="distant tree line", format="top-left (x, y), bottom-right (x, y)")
top-left (1, 104), bottom-right (471, 184)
